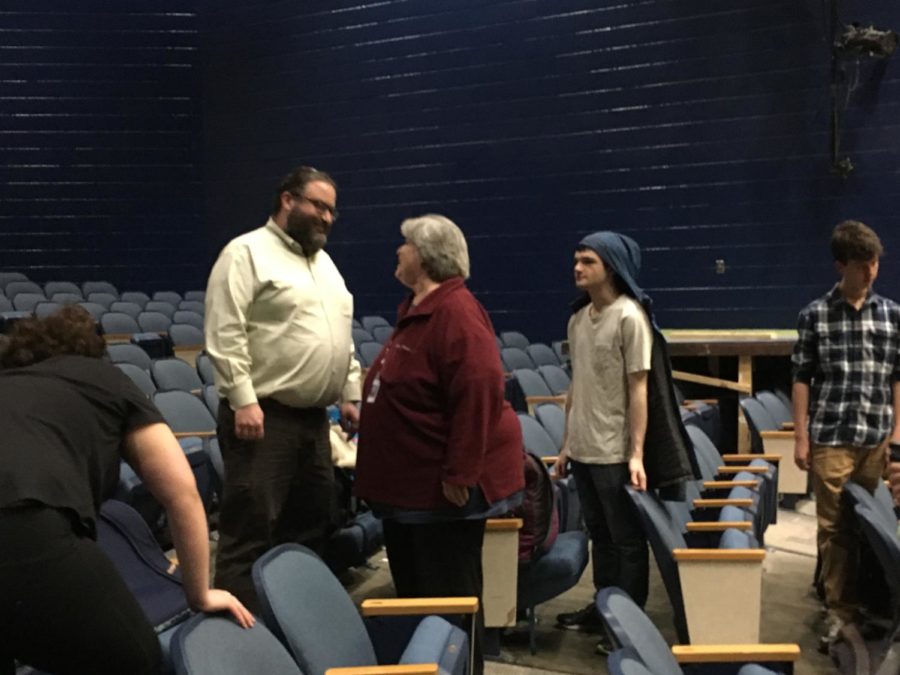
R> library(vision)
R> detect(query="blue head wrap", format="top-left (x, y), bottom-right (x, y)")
top-left (571, 231), bottom-right (654, 320)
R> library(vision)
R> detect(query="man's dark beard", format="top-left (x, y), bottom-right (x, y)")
top-left (285, 208), bottom-right (330, 256)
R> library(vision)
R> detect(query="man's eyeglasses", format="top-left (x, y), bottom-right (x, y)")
top-left (291, 192), bottom-right (339, 221)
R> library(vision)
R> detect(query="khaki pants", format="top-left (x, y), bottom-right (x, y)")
top-left (812, 441), bottom-right (887, 622)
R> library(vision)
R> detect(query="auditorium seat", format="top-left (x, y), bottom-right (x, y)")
top-left (151, 357), bottom-right (203, 394)
top-left (120, 291), bottom-right (150, 308)
top-left (598, 587), bottom-right (799, 675)
top-left (109, 301), bottom-right (142, 319)
top-left (626, 486), bottom-right (766, 644)
top-left (252, 543), bottom-right (471, 675)
top-left (153, 291), bottom-right (183, 306)
top-left (82, 281), bottom-right (118, 298)
top-left (43, 281), bottom-right (82, 298)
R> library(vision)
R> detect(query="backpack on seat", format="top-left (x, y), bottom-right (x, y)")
top-left (513, 451), bottom-right (560, 564)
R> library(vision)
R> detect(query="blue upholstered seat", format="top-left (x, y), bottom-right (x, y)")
top-left (252, 544), bottom-right (468, 675)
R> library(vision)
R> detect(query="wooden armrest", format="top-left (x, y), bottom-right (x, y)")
top-left (360, 597), bottom-right (478, 617)
top-left (673, 549), bottom-right (765, 562)
top-left (717, 466), bottom-right (768, 474)
top-left (759, 430), bottom-right (793, 440)
top-left (539, 456), bottom-right (558, 466)
top-left (326, 665), bottom-right (439, 675)
top-left (781, 422), bottom-right (795, 431)
top-left (485, 518), bottom-right (523, 531)
top-left (525, 395), bottom-right (566, 406)
top-left (672, 643), bottom-right (800, 663)
top-left (671, 370), bottom-right (752, 394)
top-left (685, 521), bottom-right (752, 532)
top-left (721, 454), bottom-right (780, 463)
top-left (702, 480), bottom-right (758, 489)
top-left (173, 431), bottom-right (216, 438)
top-left (692, 498), bottom-right (753, 508)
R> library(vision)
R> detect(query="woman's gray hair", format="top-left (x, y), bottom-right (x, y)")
top-left (400, 214), bottom-right (470, 281)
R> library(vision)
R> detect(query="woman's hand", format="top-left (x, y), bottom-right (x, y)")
top-left (442, 481), bottom-right (469, 507)
top-left (191, 589), bottom-right (256, 629)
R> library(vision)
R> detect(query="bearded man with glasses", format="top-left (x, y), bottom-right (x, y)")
top-left (204, 166), bottom-right (361, 614)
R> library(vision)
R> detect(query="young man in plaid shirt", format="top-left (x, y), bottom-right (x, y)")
top-left (792, 220), bottom-right (900, 651)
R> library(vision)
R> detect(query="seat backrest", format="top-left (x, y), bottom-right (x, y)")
top-left (740, 397), bottom-right (777, 432)
top-left (109, 301), bottom-right (142, 319)
top-left (597, 589), bottom-right (681, 675)
top-left (144, 301), bottom-right (176, 319)
top-left (120, 291), bottom-right (150, 308)
top-left (77, 301), bottom-right (107, 321)
top-left (537, 364), bottom-right (570, 396)
top-left (83, 281), bottom-right (118, 297)
top-left (154, 290), bottom-right (183, 306)
top-left (151, 357), bottom-right (203, 392)
top-left (852, 497), bottom-right (900, 607)
top-left (527, 343), bottom-right (560, 367)
top-left (97, 500), bottom-right (190, 631)
top-left (51, 292), bottom-right (84, 306)
top-left (172, 614), bottom-right (302, 675)
top-left (33, 301), bottom-right (61, 318)
top-left (685, 425), bottom-right (723, 481)
top-left (252, 544), bottom-right (378, 674)
top-left (44, 281), bottom-right (83, 298)
top-left (501, 347), bottom-right (535, 371)
top-left (100, 312), bottom-right (140, 335)
top-left (115, 363), bottom-right (156, 397)
top-left (183, 290), bottom-right (205, 302)
top-left (500, 330), bottom-right (529, 349)
top-left (173, 310), bottom-right (204, 329)
top-left (352, 327), bottom-right (373, 345)
top-left (372, 325), bottom-right (393, 344)
top-left (358, 341), bottom-right (382, 367)
top-left (202, 383), bottom-right (220, 420)
top-left (152, 390), bottom-right (216, 433)
top-left (360, 315), bottom-right (390, 332)
top-left (513, 368), bottom-right (552, 397)
top-left (0, 272), bottom-right (28, 290)
top-left (179, 300), bottom-right (205, 314)
top-left (755, 390), bottom-right (792, 427)
top-left (138, 311), bottom-right (172, 333)
top-left (0, 296), bottom-right (11, 312)
top-left (535, 403), bottom-right (565, 449)
top-left (13, 293), bottom-right (46, 312)
top-left (196, 352), bottom-right (216, 384)
top-left (517, 413), bottom-right (558, 457)
top-left (844, 481), bottom-right (897, 533)
top-left (107, 343), bottom-right (153, 370)
top-left (88, 292), bottom-right (118, 309)
top-left (6, 280), bottom-right (43, 298)
top-left (169, 323), bottom-right (204, 346)
top-left (624, 486), bottom-right (690, 642)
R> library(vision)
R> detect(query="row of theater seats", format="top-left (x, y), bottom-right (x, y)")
top-left (104, 341), bottom-right (384, 579)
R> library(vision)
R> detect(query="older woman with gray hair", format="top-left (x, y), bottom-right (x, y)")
top-left (354, 214), bottom-right (524, 675)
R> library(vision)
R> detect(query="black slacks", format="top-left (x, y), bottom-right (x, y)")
top-left (382, 518), bottom-right (486, 675)
top-left (214, 399), bottom-right (336, 615)
top-left (570, 460), bottom-right (649, 607)
top-left (0, 506), bottom-right (161, 675)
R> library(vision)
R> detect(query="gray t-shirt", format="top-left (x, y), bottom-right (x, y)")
top-left (566, 295), bottom-right (652, 464)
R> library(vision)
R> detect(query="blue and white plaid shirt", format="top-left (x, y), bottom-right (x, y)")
top-left (792, 284), bottom-right (900, 448)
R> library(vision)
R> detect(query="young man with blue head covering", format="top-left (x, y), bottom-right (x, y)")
top-left (554, 231), bottom-right (652, 651)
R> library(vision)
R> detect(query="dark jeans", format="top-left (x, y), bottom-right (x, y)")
top-left (570, 461), bottom-right (649, 607)
top-left (215, 399), bottom-right (336, 615)
top-left (382, 518), bottom-right (486, 675)
top-left (0, 506), bottom-right (161, 675)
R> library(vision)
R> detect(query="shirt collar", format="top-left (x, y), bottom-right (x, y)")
top-left (265, 218), bottom-right (310, 258)
top-left (825, 283), bottom-right (879, 309)
top-left (397, 277), bottom-right (466, 322)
